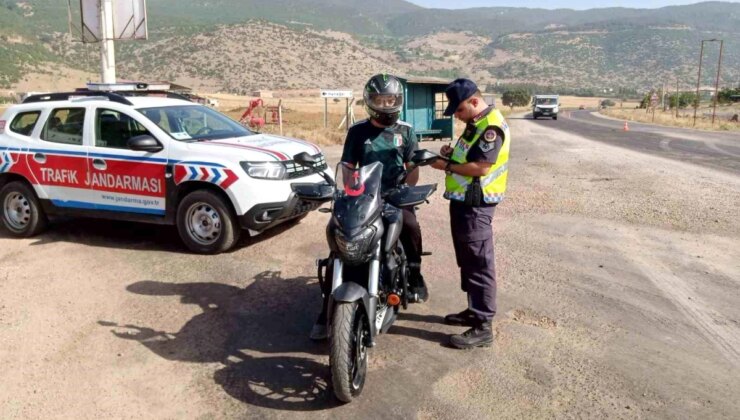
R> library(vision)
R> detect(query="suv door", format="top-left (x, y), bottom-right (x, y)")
top-left (27, 106), bottom-right (91, 209)
top-left (88, 107), bottom-right (167, 216)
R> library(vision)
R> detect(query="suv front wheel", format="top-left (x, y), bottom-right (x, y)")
top-left (176, 190), bottom-right (240, 254)
top-left (0, 181), bottom-right (48, 237)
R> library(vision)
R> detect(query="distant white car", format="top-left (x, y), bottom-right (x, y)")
top-left (0, 86), bottom-right (330, 253)
top-left (532, 94), bottom-right (559, 120)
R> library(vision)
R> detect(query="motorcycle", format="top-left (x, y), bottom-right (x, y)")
top-left (291, 149), bottom-right (440, 402)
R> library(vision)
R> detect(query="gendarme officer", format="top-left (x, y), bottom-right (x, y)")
top-left (430, 78), bottom-right (511, 349)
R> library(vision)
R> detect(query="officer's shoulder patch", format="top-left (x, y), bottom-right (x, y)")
top-left (479, 140), bottom-right (495, 153)
top-left (481, 127), bottom-right (498, 143)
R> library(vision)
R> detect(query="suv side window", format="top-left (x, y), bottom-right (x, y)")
top-left (95, 109), bottom-right (152, 149)
top-left (9, 111), bottom-right (41, 136)
top-left (41, 108), bottom-right (86, 145)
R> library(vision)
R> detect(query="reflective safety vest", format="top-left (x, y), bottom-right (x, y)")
top-left (444, 108), bottom-right (511, 205)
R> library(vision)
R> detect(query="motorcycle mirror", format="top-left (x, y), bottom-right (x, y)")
top-left (293, 152), bottom-right (317, 167)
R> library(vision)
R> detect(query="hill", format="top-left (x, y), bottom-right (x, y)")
top-left (0, 1), bottom-right (738, 93)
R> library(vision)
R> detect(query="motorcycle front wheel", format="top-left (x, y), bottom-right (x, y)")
top-left (330, 301), bottom-right (369, 403)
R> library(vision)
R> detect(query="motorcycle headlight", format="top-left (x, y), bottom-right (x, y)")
top-left (240, 161), bottom-right (286, 180)
top-left (335, 226), bottom-right (376, 265)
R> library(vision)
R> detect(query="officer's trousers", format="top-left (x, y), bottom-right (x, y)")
top-left (449, 201), bottom-right (497, 323)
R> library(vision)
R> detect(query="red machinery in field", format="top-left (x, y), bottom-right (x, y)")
top-left (239, 99), bottom-right (283, 131)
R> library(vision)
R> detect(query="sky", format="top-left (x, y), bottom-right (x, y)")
top-left (406, 0), bottom-right (740, 10)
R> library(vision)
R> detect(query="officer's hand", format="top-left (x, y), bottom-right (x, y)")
top-left (430, 159), bottom-right (447, 171)
top-left (440, 144), bottom-right (453, 158)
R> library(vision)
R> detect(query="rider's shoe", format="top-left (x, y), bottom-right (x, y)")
top-left (408, 286), bottom-right (429, 303)
top-left (309, 322), bottom-right (328, 341)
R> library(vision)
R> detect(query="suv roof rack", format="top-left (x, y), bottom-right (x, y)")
top-left (22, 91), bottom-right (134, 105)
top-left (117, 90), bottom-right (192, 102)
top-left (21, 90), bottom-right (193, 106)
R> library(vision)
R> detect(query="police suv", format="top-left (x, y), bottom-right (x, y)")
top-left (0, 83), bottom-right (330, 254)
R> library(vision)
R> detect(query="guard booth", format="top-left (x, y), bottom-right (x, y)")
top-left (397, 76), bottom-right (453, 141)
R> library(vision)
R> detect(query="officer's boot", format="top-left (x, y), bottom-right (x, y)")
top-left (407, 264), bottom-right (429, 303)
top-left (444, 309), bottom-right (477, 326)
top-left (449, 321), bottom-right (495, 349)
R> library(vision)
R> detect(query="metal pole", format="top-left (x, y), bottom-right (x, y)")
top-left (661, 82), bottom-right (665, 111)
top-left (99, 0), bottom-right (116, 83)
top-left (675, 78), bottom-right (679, 119)
top-left (277, 99), bottom-right (283, 136)
top-left (694, 41), bottom-right (705, 127)
top-left (711, 40), bottom-right (724, 125)
top-left (324, 98), bottom-right (327, 129)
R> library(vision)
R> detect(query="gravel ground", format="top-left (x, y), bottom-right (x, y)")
top-left (1, 116), bottom-right (738, 419)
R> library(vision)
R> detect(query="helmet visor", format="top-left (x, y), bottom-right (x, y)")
top-left (368, 93), bottom-right (403, 112)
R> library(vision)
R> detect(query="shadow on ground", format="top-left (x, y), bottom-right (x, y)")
top-left (0, 216), bottom-right (301, 254)
top-left (100, 271), bottom-right (342, 411)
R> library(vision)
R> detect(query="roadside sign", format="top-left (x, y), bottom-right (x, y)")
top-left (650, 92), bottom-right (659, 108)
top-left (321, 90), bottom-right (353, 98)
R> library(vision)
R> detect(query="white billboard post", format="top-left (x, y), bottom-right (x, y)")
top-left (78, 0), bottom-right (148, 84)
top-left (320, 90), bottom-right (353, 130)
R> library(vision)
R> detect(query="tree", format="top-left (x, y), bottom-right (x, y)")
top-left (501, 89), bottom-right (530, 109)
top-left (667, 92), bottom-right (698, 109)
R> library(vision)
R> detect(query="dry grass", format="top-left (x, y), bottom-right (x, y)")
top-left (223, 96), bottom-right (367, 146)
top-left (602, 106), bottom-right (740, 132)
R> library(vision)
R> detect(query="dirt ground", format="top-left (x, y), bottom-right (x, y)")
top-left (1, 116), bottom-right (739, 419)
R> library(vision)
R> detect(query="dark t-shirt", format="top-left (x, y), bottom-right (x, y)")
top-left (340, 119), bottom-right (418, 191)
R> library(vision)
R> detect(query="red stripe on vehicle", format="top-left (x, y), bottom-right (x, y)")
top-left (174, 165), bottom-right (188, 184)
top-left (88, 160), bottom-right (166, 197)
top-left (8, 153), bottom-right (37, 184)
top-left (219, 169), bottom-right (239, 190)
top-left (206, 141), bottom-right (288, 161)
top-left (285, 137), bottom-right (321, 154)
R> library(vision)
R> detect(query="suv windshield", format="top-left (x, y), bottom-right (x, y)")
top-left (138, 105), bottom-right (253, 142)
top-left (536, 98), bottom-right (557, 105)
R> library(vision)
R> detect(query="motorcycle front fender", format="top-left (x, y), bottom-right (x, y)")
top-left (329, 282), bottom-right (376, 341)
top-left (331, 281), bottom-right (369, 304)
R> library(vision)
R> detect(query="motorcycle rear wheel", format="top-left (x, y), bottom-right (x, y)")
top-left (330, 301), bottom-right (369, 403)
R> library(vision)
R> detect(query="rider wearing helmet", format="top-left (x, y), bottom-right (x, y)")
top-left (310, 73), bottom-right (429, 340)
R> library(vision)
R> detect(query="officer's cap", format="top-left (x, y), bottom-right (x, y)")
top-left (444, 78), bottom-right (479, 116)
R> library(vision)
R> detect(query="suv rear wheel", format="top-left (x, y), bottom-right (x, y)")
top-left (0, 181), bottom-right (48, 237)
top-left (176, 190), bottom-right (240, 254)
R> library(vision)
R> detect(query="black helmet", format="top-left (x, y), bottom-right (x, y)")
top-left (363, 74), bottom-right (404, 126)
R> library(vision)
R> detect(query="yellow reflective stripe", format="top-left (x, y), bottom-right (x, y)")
top-left (451, 173), bottom-right (469, 187)
top-left (481, 162), bottom-right (509, 185)
top-left (443, 191), bottom-right (466, 201)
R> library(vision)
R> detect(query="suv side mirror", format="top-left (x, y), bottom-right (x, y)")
top-left (128, 135), bottom-right (163, 153)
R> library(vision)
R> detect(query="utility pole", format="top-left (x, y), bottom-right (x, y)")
top-left (693, 41), bottom-right (706, 127)
top-left (661, 82), bottom-right (666, 111)
top-left (711, 40), bottom-right (724, 126)
top-left (99, 0), bottom-right (116, 83)
top-left (675, 78), bottom-right (680, 119)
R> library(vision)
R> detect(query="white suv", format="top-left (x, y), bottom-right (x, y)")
top-left (0, 88), bottom-right (331, 253)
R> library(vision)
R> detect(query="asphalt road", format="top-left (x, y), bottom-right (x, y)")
top-left (525, 110), bottom-right (740, 174)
